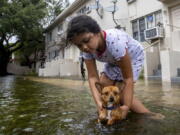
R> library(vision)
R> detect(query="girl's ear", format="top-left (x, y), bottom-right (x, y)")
top-left (95, 82), bottom-right (103, 94)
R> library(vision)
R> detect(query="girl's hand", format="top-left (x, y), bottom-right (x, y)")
top-left (120, 105), bottom-right (129, 119)
top-left (98, 102), bottom-right (103, 114)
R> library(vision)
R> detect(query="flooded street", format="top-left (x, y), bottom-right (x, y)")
top-left (0, 76), bottom-right (180, 135)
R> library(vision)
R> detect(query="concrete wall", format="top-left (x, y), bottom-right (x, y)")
top-left (170, 51), bottom-right (180, 77)
top-left (160, 50), bottom-right (180, 81)
top-left (128, 0), bottom-right (163, 19)
top-left (144, 46), bottom-right (160, 77)
top-left (7, 63), bottom-right (31, 75)
top-left (160, 50), bottom-right (171, 82)
top-left (64, 45), bottom-right (80, 62)
top-left (39, 59), bottom-right (81, 77)
top-left (59, 60), bottom-right (80, 77)
top-left (171, 31), bottom-right (180, 51)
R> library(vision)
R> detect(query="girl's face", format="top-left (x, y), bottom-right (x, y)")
top-left (71, 32), bottom-right (102, 54)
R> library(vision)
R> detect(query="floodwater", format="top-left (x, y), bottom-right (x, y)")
top-left (0, 76), bottom-right (180, 135)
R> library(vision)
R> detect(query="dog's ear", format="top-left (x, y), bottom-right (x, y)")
top-left (95, 82), bottom-right (103, 94)
top-left (115, 81), bottom-right (124, 93)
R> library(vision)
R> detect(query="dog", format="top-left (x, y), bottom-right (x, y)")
top-left (95, 82), bottom-right (123, 125)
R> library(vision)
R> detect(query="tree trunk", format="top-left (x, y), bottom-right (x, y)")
top-left (0, 45), bottom-right (11, 76)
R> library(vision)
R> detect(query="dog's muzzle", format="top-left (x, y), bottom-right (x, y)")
top-left (109, 96), bottom-right (114, 102)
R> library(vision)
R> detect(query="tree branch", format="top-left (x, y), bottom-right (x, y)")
top-left (7, 40), bottom-right (21, 49)
top-left (4, 37), bottom-right (9, 46)
top-left (10, 42), bottom-right (24, 53)
top-left (0, 32), bottom-right (5, 45)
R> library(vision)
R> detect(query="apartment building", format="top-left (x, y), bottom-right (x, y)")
top-left (39, 0), bottom-right (180, 82)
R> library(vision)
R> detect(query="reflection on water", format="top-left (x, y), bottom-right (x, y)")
top-left (0, 76), bottom-right (180, 135)
top-left (135, 80), bottom-right (180, 110)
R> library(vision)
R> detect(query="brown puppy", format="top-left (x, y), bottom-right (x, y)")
top-left (95, 82), bottom-right (123, 125)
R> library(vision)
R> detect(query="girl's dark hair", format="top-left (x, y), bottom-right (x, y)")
top-left (80, 57), bottom-right (86, 81)
top-left (66, 15), bottom-right (101, 42)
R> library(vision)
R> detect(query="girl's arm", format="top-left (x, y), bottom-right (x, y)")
top-left (84, 59), bottom-right (102, 110)
top-left (116, 49), bottom-right (134, 109)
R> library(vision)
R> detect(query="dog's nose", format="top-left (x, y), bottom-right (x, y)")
top-left (109, 96), bottom-right (114, 102)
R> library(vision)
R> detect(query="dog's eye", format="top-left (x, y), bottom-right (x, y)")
top-left (103, 92), bottom-right (108, 96)
top-left (114, 92), bottom-right (119, 95)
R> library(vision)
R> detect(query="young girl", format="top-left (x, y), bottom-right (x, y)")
top-left (66, 15), bottom-right (156, 119)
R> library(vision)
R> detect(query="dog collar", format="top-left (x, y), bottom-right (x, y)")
top-left (103, 105), bottom-right (120, 110)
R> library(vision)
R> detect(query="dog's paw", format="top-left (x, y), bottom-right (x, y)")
top-left (99, 112), bottom-right (107, 120)
top-left (107, 119), bottom-right (114, 125)
top-left (99, 115), bottom-right (105, 120)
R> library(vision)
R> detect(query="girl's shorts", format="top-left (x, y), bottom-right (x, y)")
top-left (102, 55), bottom-right (144, 82)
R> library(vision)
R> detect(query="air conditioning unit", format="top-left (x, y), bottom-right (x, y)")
top-left (144, 27), bottom-right (164, 40)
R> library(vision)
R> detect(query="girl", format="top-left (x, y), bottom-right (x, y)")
top-left (66, 15), bottom-right (156, 119)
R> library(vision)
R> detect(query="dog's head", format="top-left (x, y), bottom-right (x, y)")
top-left (95, 82), bottom-right (122, 105)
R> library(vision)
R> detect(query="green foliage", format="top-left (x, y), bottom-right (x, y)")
top-left (26, 69), bottom-right (38, 76)
top-left (139, 69), bottom-right (144, 80)
top-left (43, 0), bottom-right (65, 27)
top-left (0, 0), bottom-right (48, 75)
top-left (0, 0), bottom-right (65, 75)
top-left (0, 0), bottom-right (47, 42)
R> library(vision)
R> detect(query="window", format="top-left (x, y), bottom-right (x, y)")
top-left (132, 18), bottom-right (145, 42)
top-left (62, 48), bottom-right (65, 59)
top-left (77, 6), bottom-right (91, 14)
top-left (155, 11), bottom-right (163, 26)
top-left (57, 24), bottom-right (63, 35)
top-left (48, 52), bottom-right (51, 61)
top-left (48, 50), bottom-right (59, 60)
top-left (132, 11), bottom-right (163, 42)
top-left (139, 18), bottom-right (146, 42)
top-left (52, 51), bottom-right (56, 59)
top-left (58, 24), bottom-right (63, 32)
top-left (47, 32), bottom-right (52, 42)
top-left (55, 50), bottom-right (59, 58)
top-left (146, 14), bottom-right (155, 29)
top-left (132, 21), bottom-right (139, 41)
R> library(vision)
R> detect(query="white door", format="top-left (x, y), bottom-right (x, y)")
top-left (171, 5), bottom-right (180, 31)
